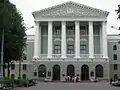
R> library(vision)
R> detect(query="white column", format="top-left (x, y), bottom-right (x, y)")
top-left (61, 21), bottom-right (66, 58)
top-left (33, 21), bottom-right (40, 59)
top-left (75, 21), bottom-right (80, 58)
top-left (89, 21), bottom-right (94, 58)
top-left (48, 21), bottom-right (53, 58)
top-left (102, 21), bottom-right (108, 58)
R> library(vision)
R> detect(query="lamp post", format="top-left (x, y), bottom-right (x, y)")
top-left (0, 28), bottom-right (4, 80)
top-left (18, 26), bottom-right (34, 79)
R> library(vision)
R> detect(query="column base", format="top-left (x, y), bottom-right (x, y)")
top-left (33, 56), bottom-right (39, 59)
top-left (103, 56), bottom-right (109, 59)
top-left (61, 56), bottom-right (67, 59)
top-left (74, 56), bottom-right (80, 59)
top-left (89, 56), bottom-right (94, 58)
top-left (47, 56), bottom-right (52, 58)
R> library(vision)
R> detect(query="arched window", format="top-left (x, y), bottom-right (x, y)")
top-left (113, 54), bottom-right (117, 60)
top-left (95, 64), bottom-right (103, 77)
top-left (38, 64), bottom-right (46, 77)
top-left (113, 45), bottom-right (117, 50)
top-left (67, 64), bottom-right (75, 76)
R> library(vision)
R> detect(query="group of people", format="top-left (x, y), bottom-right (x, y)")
top-left (65, 75), bottom-right (79, 83)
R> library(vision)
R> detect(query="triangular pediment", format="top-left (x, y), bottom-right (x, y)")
top-left (33, 1), bottom-right (109, 18)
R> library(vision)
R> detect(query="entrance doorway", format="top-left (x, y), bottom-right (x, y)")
top-left (52, 65), bottom-right (60, 80)
top-left (67, 64), bottom-right (75, 76)
top-left (81, 64), bottom-right (89, 80)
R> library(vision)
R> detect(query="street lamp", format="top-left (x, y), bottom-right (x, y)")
top-left (18, 26), bottom-right (34, 79)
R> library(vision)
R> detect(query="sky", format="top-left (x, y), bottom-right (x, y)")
top-left (10, 0), bottom-right (120, 35)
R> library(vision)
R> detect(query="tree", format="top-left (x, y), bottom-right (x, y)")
top-left (0, 0), bottom-right (26, 77)
top-left (115, 4), bottom-right (120, 19)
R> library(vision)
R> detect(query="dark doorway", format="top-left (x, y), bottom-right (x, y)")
top-left (95, 64), bottom-right (103, 78)
top-left (81, 64), bottom-right (89, 80)
top-left (52, 65), bottom-right (60, 80)
top-left (67, 64), bottom-right (75, 76)
top-left (38, 64), bottom-right (46, 77)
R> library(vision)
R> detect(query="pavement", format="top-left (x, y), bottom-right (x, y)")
top-left (15, 82), bottom-right (120, 90)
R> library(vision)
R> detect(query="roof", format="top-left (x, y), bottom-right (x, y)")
top-left (32, 1), bottom-right (109, 18)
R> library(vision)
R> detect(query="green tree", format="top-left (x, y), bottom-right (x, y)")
top-left (115, 4), bottom-right (120, 19)
top-left (0, 0), bottom-right (26, 77)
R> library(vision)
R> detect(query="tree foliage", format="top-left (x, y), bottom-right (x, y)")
top-left (0, 0), bottom-right (26, 76)
top-left (115, 4), bottom-right (120, 19)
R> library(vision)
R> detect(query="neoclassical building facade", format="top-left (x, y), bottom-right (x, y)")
top-left (10, 1), bottom-right (117, 81)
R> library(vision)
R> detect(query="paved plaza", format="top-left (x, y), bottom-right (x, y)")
top-left (16, 82), bottom-right (120, 90)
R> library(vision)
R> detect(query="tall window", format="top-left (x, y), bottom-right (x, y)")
top-left (80, 44), bottom-right (87, 54)
top-left (53, 26), bottom-right (61, 35)
top-left (113, 54), bottom-right (117, 60)
top-left (113, 45), bottom-right (117, 50)
top-left (67, 44), bottom-right (74, 54)
top-left (54, 44), bottom-right (61, 54)
top-left (114, 64), bottom-right (118, 70)
top-left (11, 64), bottom-right (15, 70)
top-left (67, 26), bottom-right (75, 35)
top-left (23, 64), bottom-right (27, 70)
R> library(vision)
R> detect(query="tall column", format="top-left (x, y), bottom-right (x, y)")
top-left (33, 21), bottom-right (40, 59)
top-left (75, 21), bottom-right (80, 58)
top-left (48, 21), bottom-right (53, 58)
top-left (61, 21), bottom-right (66, 58)
top-left (102, 21), bottom-right (108, 58)
top-left (89, 21), bottom-right (94, 58)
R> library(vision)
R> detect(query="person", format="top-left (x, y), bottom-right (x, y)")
top-left (74, 76), bottom-right (76, 83)
top-left (76, 76), bottom-right (79, 83)
top-left (67, 75), bottom-right (70, 82)
top-left (110, 78), bottom-right (113, 84)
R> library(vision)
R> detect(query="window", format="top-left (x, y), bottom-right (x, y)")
top-left (113, 45), bottom-right (117, 50)
top-left (34, 72), bottom-right (37, 76)
top-left (90, 71), bottom-right (94, 77)
top-left (114, 64), bottom-right (118, 70)
top-left (67, 26), bottom-right (75, 35)
top-left (22, 74), bottom-right (26, 79)
top-left (80, 44), bottom-right (87, 54)
top-left (11, 74), bottom-right (15, 79)
top-left (53, 26), bottom-right (61, 35)
top-left (113, 54), bottom-right (117, 60)
top-left (11, 64), bottom-right (15, 70)
top-left (67, 29), bottom-right (74, 35)
top-left (23, 64), bottom-right (27, 70)
top-left (23, 53), bottom-right (27, 60)
top-left (67, 44), bottom-right (74, 54)
top-left (54, 44), bottom-right (61, 54)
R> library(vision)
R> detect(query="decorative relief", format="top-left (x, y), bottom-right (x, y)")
top-left (38, 2), bottom-right (106, 18)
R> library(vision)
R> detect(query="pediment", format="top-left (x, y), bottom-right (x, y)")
top-left (33, 1), bottom-right (109, 18)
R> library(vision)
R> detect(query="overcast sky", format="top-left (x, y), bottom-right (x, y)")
top-left (10, 0), bottom-right (120, 35)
